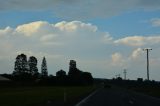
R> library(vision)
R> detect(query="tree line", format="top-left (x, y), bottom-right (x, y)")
top-left (8, 53), bottom-right (93, 85)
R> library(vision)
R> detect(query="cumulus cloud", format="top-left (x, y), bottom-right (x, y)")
top-left (111, 48), bottom-right (143, 66)
top-left (111, 53), bottom-right (122, 63)
top-left (109, 48), bottom-right (149, 79)
top-left (1, 0), bottom-right (160, 20)
top-left (0, 21), bottom-right (111, 74)
top-left (0, 27), bottom-right (14, 36)
top-left (130, 48), bottom-right (143, 59)
top-left (15, 21), bottom-right (50, 36)
top-left (55, 21), bottom-right (97, 32)
top-left (111, 52), bottom-right (126, 67)
top-left (151, 18), bottom-right (160, 27)
top-left (114, 36), bottom-right (160, 46)
top-left (4, 21), bottom-right (101, 48)
top-left (1, 20), bottom-right (160, 80)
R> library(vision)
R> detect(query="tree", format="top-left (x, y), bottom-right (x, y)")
top-left (68, 60), bottom-right (81, 77)
top-left (81, 72), bottom-right (93, 85)
top-left (13, 54), bottom-right (40, 82)
top-left (56, 69), bottom-right (67, 85)
top-left (68, 60), bottom-right (84, 85)
top-left (13, 54), bottom-right (28, 75)
top-left (13, 54), bottom-right (32, 82)
top-left (41, 57), bottom-right (48, 77)
top-left (28, 56), bottom-right (39, 77)
top-left (56, 69), bottom-right (66, 77)
top-left (67, 60), bottom-right (94, 85)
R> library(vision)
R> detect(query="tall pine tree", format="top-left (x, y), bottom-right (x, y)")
top-left (41, 57), bottom-right (48, 77)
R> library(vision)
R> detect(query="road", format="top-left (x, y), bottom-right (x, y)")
top-left (76, 86), bottom-right (160, 106)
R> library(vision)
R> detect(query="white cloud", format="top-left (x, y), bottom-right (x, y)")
top-left (130, 48), bottom-right (143, 59)
top-left (114, 36), bottom-right (160, 46)
top-left (111, 53), bottom-right (123, 63)
top-left (15, 21), bottom-right (55, 37)
top-left (14, 21), bottom-right (98, 38)
top-left (111, 52), bottom-right (127, 67)
top-left (0, 21), bottom-right (111, 75)
top-left (111, 48), bottom-right (143, 66)
top-left (102, 32), bottom-right (113, 43)
top-left (151, 18), bottom-right (160, 27)
top-left (40, 34), bottom-right (57, 42)
top-left (0, 21), bottom-right (102, 51)
top-left (114, 36), bottom-right (145, 46)
top-left (0, 27), bottom-right (14, 37)
top-left (55, 21), bottom-right (97, 32)
top-left (1, 20), bottom-right (160, 80)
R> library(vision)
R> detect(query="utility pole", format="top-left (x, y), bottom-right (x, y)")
top-left (123, 69), bottom-right (127, 80)
top-left (143, 48), bottom-right (152, 80)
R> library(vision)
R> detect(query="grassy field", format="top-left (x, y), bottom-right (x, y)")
top-left (0, 86), bottom-right (95, 106)
top-left (130, 85), bottom-right (160, 98)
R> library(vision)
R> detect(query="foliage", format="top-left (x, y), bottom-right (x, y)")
top-left (13, 54), bottom-right (39, 82)
top-left (13, 54), bottom-right (28, 75)
top-left (12, 55), bottom-right (93, 85)
top-left (41, 57), bottom-right (48, 77)
top-left (81, 72), bottom-right (94, 85)
top-left (28, 56), bottom-right (39, 78)
top-left (56, 69), bottom-right (66, 77)
top-left (68, 60), bottom-right (93, 85)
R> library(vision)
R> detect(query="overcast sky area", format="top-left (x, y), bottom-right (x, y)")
top-left (1, 0), bottom-right (160, 80)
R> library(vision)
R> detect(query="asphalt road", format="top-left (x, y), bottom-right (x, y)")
top-left (76, 86), bottom-right (160, 106)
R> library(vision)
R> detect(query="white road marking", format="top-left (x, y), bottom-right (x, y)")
top-left (75, 88), bottom-right (102, 106)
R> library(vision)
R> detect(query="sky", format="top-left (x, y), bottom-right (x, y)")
top-left (1, 0), bottom-right (160, 80)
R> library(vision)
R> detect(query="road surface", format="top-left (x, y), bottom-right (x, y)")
top-left (76, 86), bottom-right (160, 106)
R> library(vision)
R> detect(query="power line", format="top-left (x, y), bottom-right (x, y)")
top-left (143, 48), bottom-right (152, 80)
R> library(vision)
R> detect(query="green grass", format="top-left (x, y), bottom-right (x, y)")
top-left (0, 86), bottom-right (95, 106)
top-left (130, 86), bottom-right (160, 98)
